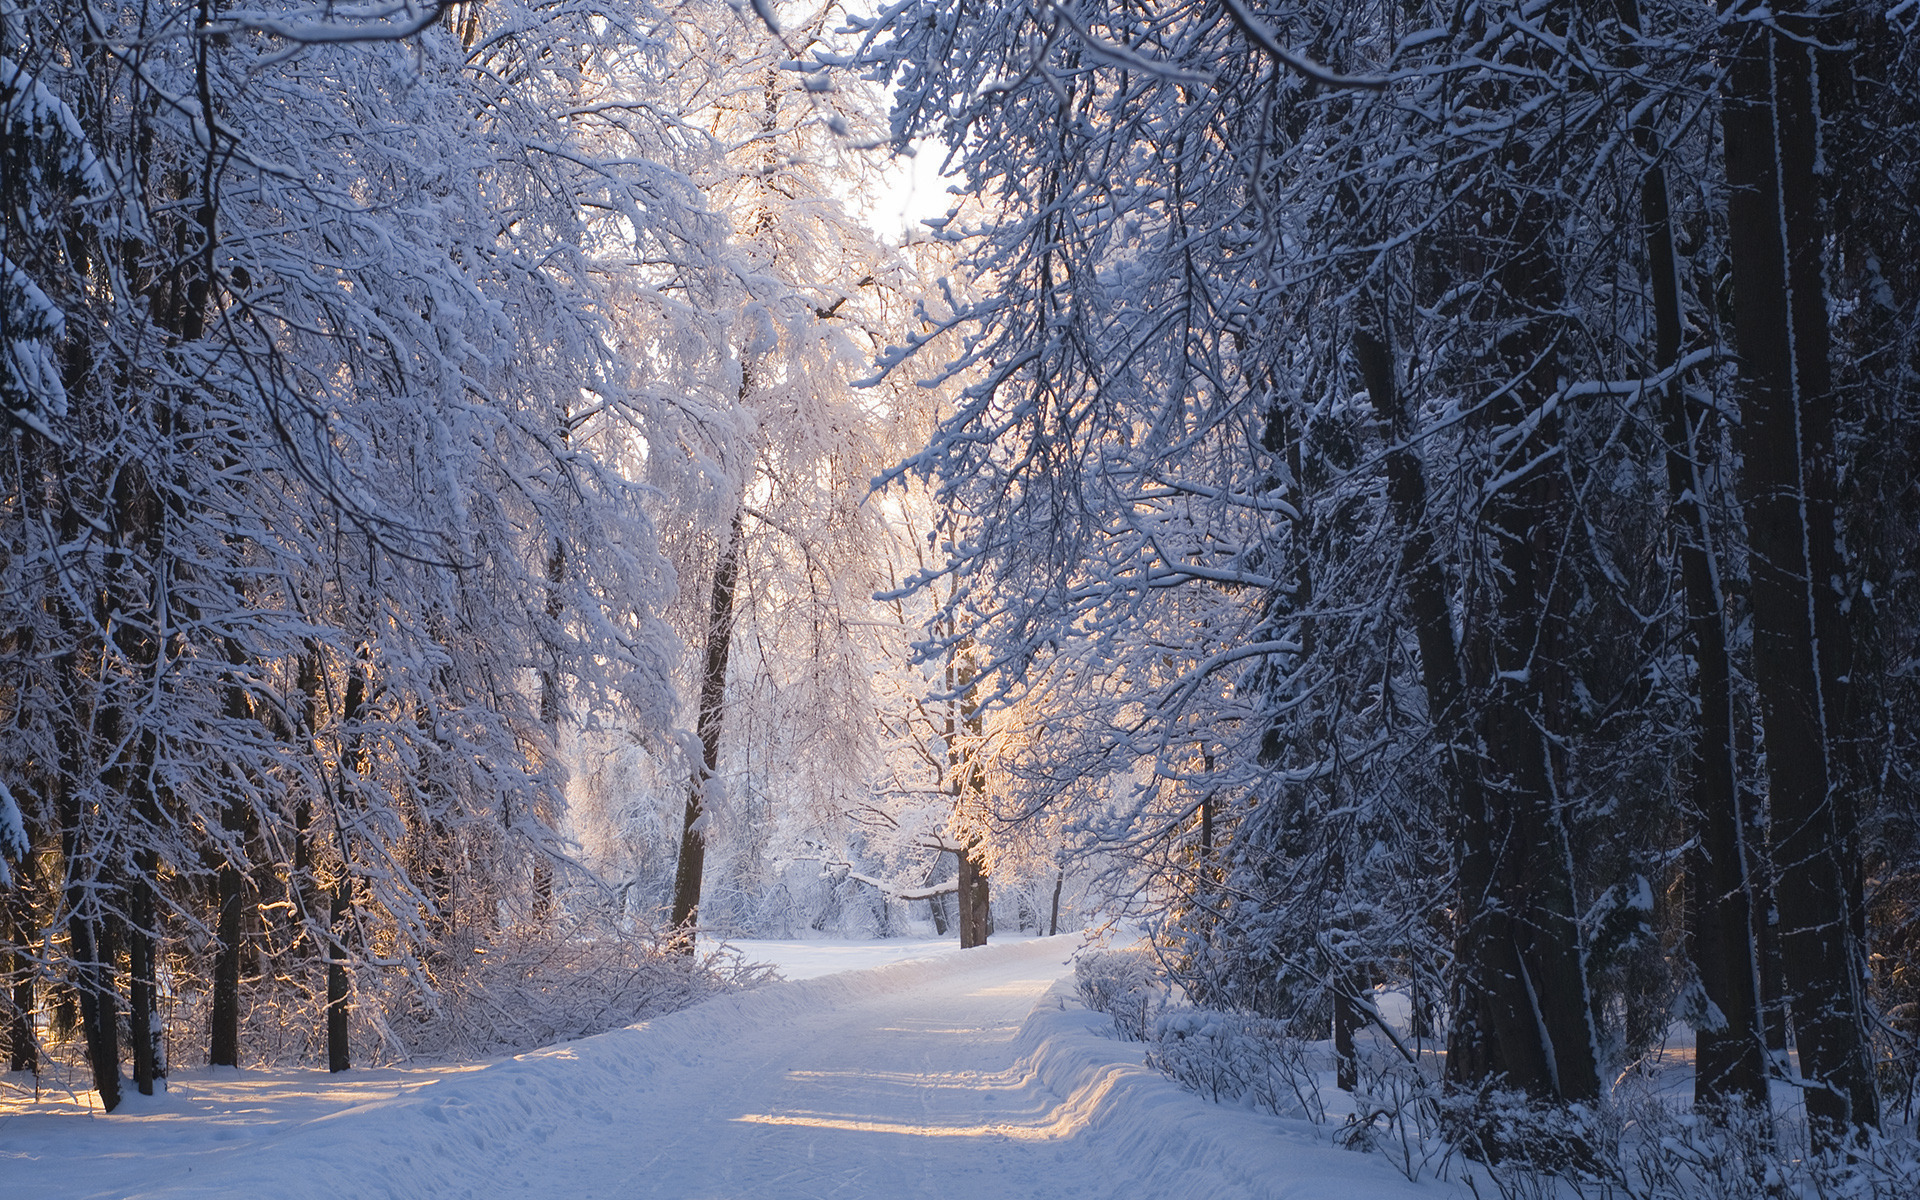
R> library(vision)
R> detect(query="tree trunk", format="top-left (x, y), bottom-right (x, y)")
top-left (7, 976), bottom-right (33, 1073)
top-left (1466, 130), bottom-right (1598, 1105)
top-left (533, 531), bottom-right (566, 920)
top-left (957, 844), bottom-right (990, 949)
top-left (64, 868), bottom-right (120, 1107)
top-left (327, 631), bottom-right (372, 1075)
top-left (927, 861), bottom-right (952, 936)
top-left (1719, 0), bottom-right (1878, 1142)
top-left (55, 703), bottom-right (121, 1110)
top-left (1364, 349), bottom-right (1598, 1114)
top-left (209, 805), bottom-right (244, 1068)
top-left (670, 510), bottom-right (743, 949)
top-left (1359, 315), bottom-right (1597, 1106)
top-left (1618, 22), bottom-right (1769, 1114)
top-left (126, 845), bottom-right (163, 1093)
top-left (208, 637), bottom-right (255, 1068)
top-left (122, 718), bottom-right (163, 1095)
top-left (326, 880), bottom-right (351, 1074)
top-left (4, 893), bottom-right (37, 1073)
top-left (1607, 0), bottom-right (1769, 1114)
top-left (111, 689), bottom-right (162, 1096)
top-left (1334, 983), bottom-right (1359, 1093)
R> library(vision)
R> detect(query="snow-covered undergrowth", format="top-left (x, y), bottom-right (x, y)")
top-left (1021, 972), bottom-right (1440, 1200)
top-left (18, 917), bottom-right (762, 1101)
top-left (378, 920), bottom-right (777, 1061)
top-left (1074, 954), bottom-right (1920, 1200)
top-left (1072, 946), bottom-right (1159, 1040)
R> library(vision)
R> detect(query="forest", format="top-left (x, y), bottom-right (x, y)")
top-left (4, 0), bottom-right (1920, 1192)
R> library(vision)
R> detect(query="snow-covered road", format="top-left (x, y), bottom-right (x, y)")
top-left (4, 936), bottom-right (1450, 1200)
top-left (498, 937), bottom-right (1102, 1200)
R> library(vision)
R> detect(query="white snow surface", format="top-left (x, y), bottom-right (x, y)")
top-left (2, 936), bottom-right (1458, 1199)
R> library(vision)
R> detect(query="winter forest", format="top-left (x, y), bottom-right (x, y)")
top-left (4, 0), bottom-right (1920, 1195)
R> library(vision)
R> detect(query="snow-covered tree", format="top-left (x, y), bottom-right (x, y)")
top-left (843, 0), bottom-right (1920, 1154)
top-left (0, 0), bottom-right (754, 1100)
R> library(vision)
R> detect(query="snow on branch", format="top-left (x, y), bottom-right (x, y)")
top-left (206, 2), bottom-right (455, 45)
top-left (1218, 0), bottom-right (1389, 90)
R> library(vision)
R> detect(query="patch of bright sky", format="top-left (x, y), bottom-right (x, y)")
top-left (855, 136), bottom-right (956, 244)
top-left (775, 0), bottom-right (955, 243)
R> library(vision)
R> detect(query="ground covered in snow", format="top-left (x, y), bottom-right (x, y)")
top-left (1, 935), bottom-right (1459, 1200)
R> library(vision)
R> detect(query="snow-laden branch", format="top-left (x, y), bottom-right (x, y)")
top-left (1218, 0), bottom-right (1389, 90)
top-left (205, 2), bottom-right (454, 45)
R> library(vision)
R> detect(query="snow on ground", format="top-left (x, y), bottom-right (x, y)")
top-left (2, 936), bottom-right (1462, 1200)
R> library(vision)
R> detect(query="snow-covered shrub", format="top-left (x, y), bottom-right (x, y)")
top-left (1604, 1094), bottom-right (1920, 1200)
top-left (1341, 1047), bottom-right (1452, 1181)
top-left (1451, 1084), bottom-right (1920, 1200)
top-left (1074, 948), bottom-right (1160, 1040)
top-left (1145, 1008), bottom-right (1327, 1122)
top-left (381, 918), bottom-right (775, 1061)
top-left (1437, 1087), bottom-right (1606, 1194)
top-left (140, 913), bottom-right (770, 1071)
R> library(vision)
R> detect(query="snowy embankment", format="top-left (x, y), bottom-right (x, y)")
top-left (3, 936), bottom-right (1457, 1200)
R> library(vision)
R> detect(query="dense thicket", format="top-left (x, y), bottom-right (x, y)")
top-left (852, 0), bottom-right (1920, 1155)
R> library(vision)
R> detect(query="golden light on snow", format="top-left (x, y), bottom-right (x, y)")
top-left (733, 1065), bottom-right (1124, 1142)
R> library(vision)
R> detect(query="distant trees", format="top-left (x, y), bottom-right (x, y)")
top-left (624, 0), bottom-right (928, 946)
top-left (849, 0), bottom-right (1919, 1155)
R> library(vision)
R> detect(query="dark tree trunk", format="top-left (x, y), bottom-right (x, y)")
top-left (56, 700), bottom-right (121, 1110)
top-left (1719, 0), bottom-right (1878, 1142)
top-left (95, 414), bottom-right (166, 1100)
top-left (5, 893), bottom-right (38, 1073)
top-left (126, 841), bottom-right (163, 1093)
top-left (291, 648), bottom-right (325, 965)
top-left (110, 672), bottom-right (163, 1097)
top-left (326, 880), bottom-right (351, 1074)
top-left (209, 638), bottom-right (254, 1068)
top-left (670, 511), bottom-right (743, 949)
top-left (533, 537), bottom-right (566, 920)
top-left (946, 643), bottom-right (991, 949)
top-left (957, 844), bottom-right (990, 949)
top-left (1757, 884), bottom-right (1790, 1055)
top-left (64, 868), bottom-right (120, 1107)
top-left (1048, 868), bottom-right (1063, 937)
top-left (1638, 75), bottom-right (1769, 1122)
top-left (1358, 326), bottom-right (1468, 762)
top-left (1609, 0), bottom-right (1770, 1113)
top-left (1334, 984), bottom-right (1359, 1093)
top-left (209, 807), bottom-right (244, 1068)
top-left (1458, 133), bottom-right (1598, 1106)
top-left (123, 725), bottom-right (163, 1095)
top-left (1359, 315), bottom-right (1598, 1105)
top-left (327, 632), bottom-right (372, 1075)
top-left (7, 976), bottom-right (33, 1073)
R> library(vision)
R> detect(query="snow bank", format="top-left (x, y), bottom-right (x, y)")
top-left (1009, 977), bottom-right (1443, 1200)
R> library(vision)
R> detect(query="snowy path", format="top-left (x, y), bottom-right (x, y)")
top-left (486, 938), bottom-right (1105, 1200)
top-left (3, 937), bottom-right (1451, 1200)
